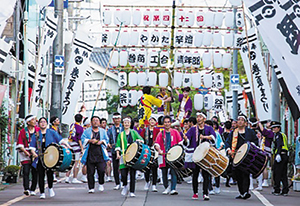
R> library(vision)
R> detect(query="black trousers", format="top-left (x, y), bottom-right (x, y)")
top-left (112, 153), bottom-right (120, 185)
top-left (22, 163), bottom-right (38, 191)
top-left (208, 176), bottom-right (220, 190)
top-left (121, 167), bottom-right (136, 193)
top-left (144, 164), bottom-right (158, 185)
top-left (37, 160), bottom-right (53, 194)
top-left (233, 167), bottom-right (250, 195)
top-left (192, 165), bottom-right (210, 195)
top-left (273, 154), bottom-right (289, 194)
top-left (87, 160), bottom-right (106, 190)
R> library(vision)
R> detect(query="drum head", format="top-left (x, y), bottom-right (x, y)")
top-left (193, 142), bottom-right (210, 162)
top-left (125, 142), bottom-right (138, 162)
top-left (44, 145), bottom-right (59, 168)
top-left (233, 143), bottom-right (249, 165)
top-left (166, 145), bottom-right (183, 162)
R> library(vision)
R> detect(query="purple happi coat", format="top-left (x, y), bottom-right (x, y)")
top-left (261, 128), bottom-right (274, 156)
top-left (178, 94), bottom-right (192, 119)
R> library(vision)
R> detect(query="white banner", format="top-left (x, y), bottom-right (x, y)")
top-left (0, 0), bottom-right (16, 36)
top-left (61, 30), bottom-right (94, 125)
top-left (0, 37), bottom-right (13, 73)
top-left (225, 86), bottom-right (246, 118)
top-left (239, 27), bottom-right (271, 122)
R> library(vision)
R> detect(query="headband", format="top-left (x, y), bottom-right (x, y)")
top-left (196, 112), bottom-right (207, 119)
top-left (113, 115), bottom-right (121, 119)
top-left (238, 115), bottom-right (247, 121)
top-left (123, 118), bottom-right (131, 122)
top-left (25, 115), bottom-right (36, 123)
top-left (249, 121), bottom-right (258, 126)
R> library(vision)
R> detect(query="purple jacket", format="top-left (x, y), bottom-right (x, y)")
top-left (261, 128), bottom-right (274, 154)
top-left (178, 94), bottom-right (192, 119)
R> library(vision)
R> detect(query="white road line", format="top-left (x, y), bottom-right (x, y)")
top-left (252, 190), bottom-right (274, 206)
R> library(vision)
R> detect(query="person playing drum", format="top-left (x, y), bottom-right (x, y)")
top-left (184, 112), bottom-right (216, 201)
top-left (225, 114), bottom-right (258, 200)
top-left (115, 116), bottom-right (144, 197)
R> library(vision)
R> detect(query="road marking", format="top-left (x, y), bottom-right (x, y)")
top-left (252, 190), bottom-right (274, 206)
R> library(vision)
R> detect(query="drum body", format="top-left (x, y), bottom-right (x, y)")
top-left (233, 142), bottom-right (268, 178)
top-left (43, 143), bottom-right (75, 172)
top-left (193, 142), bottom-right (229, 177)
top-left (149, 146), bottom-right (159, 167)
top-left (166, 144), bottom-right (192, 178)
top-left (125, 142), bottom-right (153, 172)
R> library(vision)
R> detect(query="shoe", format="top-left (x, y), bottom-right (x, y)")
top-left (203, 194), bottom-right (210, 201)
top-left (53, 174), bottom-right (58, 182)
top-left (255, 186), bottom-right (263, 191)
top-left (129, 192), bottom-right (136, 197)
top-left (187, 180), bottom-right (192, 184)
top-left (106, 176), bottom-right (112, 182)
top-left (30, 191), bottom-right (36, 196)
top-left (152, 185), bottom-right (158, 192)
top-left (192, 193), bottom-right (199, 199)
top-left (121, 186), bottom-right (128, 196)
top-left (114, 184), bottom-right (121, 190)
top-left (235, 195), bottom-right (243, 199)
top-left (162, 186), bottom-right (171, 195)
top-left (24, 190), bottom-right (30, 196)
top-left (272, 191), bottom-right (280, 196)
top-left (88, 189), bottom-right (95, 193)
top-left (65, 177), bottom-right (70, 184)
top-left (81, 175), bottom-right (88, 183)
top-left (98, 184), bottom-right (104, 192)
top-left (215, 187), bottom-right (220, 194)
top-left (230, 181), bottom-right (237, 185)
top-left (249, 185), bottom-right (254, 190)
top-left (281, 193), bottom-right (288, 196)
top-left (72, 178), bottom-right (83, 184)
top-left (40, 193), bottom-right (46, 199)
top-left (49, 188), bottom-right (55, 197)
top-left (170, 190), bottom-right (178, 195)
top-left (242, 193), bottom-right (251, 199)
top-left (262, 180), bottom-right (269, 187)
top-left (209, 190), bottom-right (215, 195)
top-left (144, 182), bottom-right (150, 191)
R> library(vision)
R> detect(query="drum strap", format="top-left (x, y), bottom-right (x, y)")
top-left (176, 96), bottom-right (190, 123)
top-left (231, 129), bottom-right (238, 158)
top-left (121, 132), bottom-right (126, 163)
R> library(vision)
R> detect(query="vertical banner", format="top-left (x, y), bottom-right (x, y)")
top-left (226, 87), bottom-right (246, 118)
top-left (239, 28), bottom-right (271, 122)
top-left (0, 37), bottom-right (13, 72)
top-left (61, 30), bottom-right (94, 125)
top-left (0, 0), bottom-right (17, 36)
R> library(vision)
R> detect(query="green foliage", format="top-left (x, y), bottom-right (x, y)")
top-left (4, 165), bottom-right (20, 175)
top-left (0, 105), bottom-right (9, 171)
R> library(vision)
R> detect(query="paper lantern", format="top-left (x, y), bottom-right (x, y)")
top-left (214, 73), bottom-right (224, 89)
top-left (160, 50), bottom-right (169, 68)
top-left (224, 31), bottom-right (234, 47)
top-left (103, 8), bottom-right (112, 26)
top-left (122, 9), bottom-right (131, 26)
top-left (205, 10), bottom-right (215, 27)
top-left (203, 30), bottom-right (212, 46)
top-left (137, 90), bottom-right (143, 104)
top-left (194, 93), bottom-right (203, 111)
top-left (175, 50), bottom-right (184, 68)
top-left (236, 10), bottom-right (245, 28)
top-left (159, 72), bottom-right (168, 87)
top-left (149, 50), bottom-right (159, 67)
top-left (153, 9), bottom-right (161, 26)
top-left (192, 51), bottom-right (201, 68)
top-left (132, 9), bottom-right (142, 26)
top-left (182, 73), bottom-right (192, 87)
top-left (196, 10), bottom-right (205, 27)
top-left (162, 9), bottom-right (171, 26)
top-left (222, 51), bottom-right (232, 68)
top-left (128, 49), bottom-right (137, 67)
top-left (137, 49), bottom-right (147, 68)
top-left (174, 71), bottom-right (183, 88)
top-left (128, 72), bottom-right (138, 87)
top-left (101, 100), bottom-right (108, 109)
top-left (185, 30), bottom-right (193, 47)
top-left (203, 73), bottom-right (213, 88)
top-left (186, 10), bottom-right (195, 27)
top-left (111, 49), bottom-right (119, 68)
top-left (101, 30), bottom-right (110, 46)
top-left (130, 29), bottom-right (139, 46)
top-left (176, 9), bottom-right (185, 27)
top-left (143, 9), bottom-right (152, 26)
top-left (194, 30), bottom-right (203, 47)
top-left (213, 51), bottom-right (222, 68)
top-left (120, 30), bottom-right (129, 46)
top-left (161, 30), bottom-right (170, 46)
top-left (129, 90), bottom-right (138, 107)
top-left (214, 10), bottom-right (223, 28)
top-left (229, 0), bottom-right (242, 6)
top-left (192, 72), bottom-right (201, 88)
top-left (100, 91), bottom-right (106, 99)
top-left (36, 0), bottom-right (51, 7)
top-left (175, 30), bottom-right (184, 47)
top-left (119, 49), bottom-right (128, 67)
top-left (213, 31), bottom-right (222, 47)
top-left (114, 9), bottom-right (122, 26)
top-left (204, 93), bottom-right (213, 110)
top-left (111, 29), bottom-right (119, 45)
top-left (137, 71), bottom-right (147, 86)
top-left (140, 29), bottom-right (149, 46)
top-left (120, 90), bottom-right (129, 107)
top-left (225, 10), bottom-right (234, 28)
top-left (214, 95), bottom-right (224, 112)
top-left (147, 71), bottom-right (157, 86)
top-left (184, 50), bottom-right (192, 68)
top-left (118, 72), bottom-right (127, 87)
top-left (150, 29), bottom-right (160, 46)
top-left (202, 51), bottom-right (211, 68)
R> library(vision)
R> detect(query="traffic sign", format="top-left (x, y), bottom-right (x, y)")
top-left (54, 67), bottom-right (64, 75)
top-left (230, 74), bottom-right (239, 91)
top-left (55, 55), bottom-right (64, 67)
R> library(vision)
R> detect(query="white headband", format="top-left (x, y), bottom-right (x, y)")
top-left (249, 121), bottom-right (258, 126)
top-left (113, 115), bottom-right (121, 119)
top-left (25, 115), bottom-right (36, 123)
top-left (123, 118), bottom-right (131, 122)
top-left (196, 112), bottom-right (206, 119)
top-left (238, 115), bottom-right (247, 121)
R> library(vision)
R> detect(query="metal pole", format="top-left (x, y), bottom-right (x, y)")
top-left (271, 57), bottom-right (280, 122)
top-left (232, 7), bottom-right (238, 120)
top-left (24, 6), bottom-right (29, 117)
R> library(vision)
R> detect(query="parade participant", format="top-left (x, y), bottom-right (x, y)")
top-left (225, 114), bottom-right (258, 200)
top-left (81, 117), bottom-right (91, 183)
top-left (270, 121), bottom-right (289, 196)
top-left (81, 116), bottom-right (109, 193)
top-left (211, 116), bottom-right (223, 135)
top-left (174, 87), bottom-right (192, 124)
top-left (115, 116), bottom-right (144, 197)
top-left (16, 114), bottom-right (39, 196)
top-left (107, 112), bottom-right (124, 190)
top-left (222, 121), bottom-right (232, 187)
top-left (138, 86), bottom-right (164, 128)
top-left (83, 117), bottom-right (91, 130)
top-left (66, 114), bottom-right (84, 184)
top-left (231, 119), bottom-right (237, 130)
top-left (157, 87), bottom-right (173, 116)
top-left (30, 117), bottom-right (66, 199)
top-left (188, 117), bottom-right (197, 128)
top-left (100, 118), bottom-right (108, 130)
top-left (184, 112), bottom-right (216, 200)
top-left (133, 117), bottom-right (142, 134)
top-left (140, 116), bottom-right (160, 192)
top-left (154, 115), bottom-right (185, 195)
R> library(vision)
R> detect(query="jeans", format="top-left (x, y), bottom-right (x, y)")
top-left (121, 167), bottom-right (136, 193)
top-left (161, 167), bottom-right (177, 190)
top-left (144, 165), bottom-right (158, 185)
top-left (87, 160), bottom-right (106, 189)
top-left (112, 153), bottom-right (120, 185)
top-left (22, 163), bottom-right (38, 191)
top-left (37, 160), bottom-right (53, 194)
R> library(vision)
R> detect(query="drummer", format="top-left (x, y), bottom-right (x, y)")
top-left (140, 116), bottom-right (160, 192)
top-left (115, 116), bottom-right (144, 197)
top-left (225, 114), bottom-right (258, 200)
top-left (154, 115), bottom-right (186, 195)
top-left (184, 112), bottom-right (216, 201)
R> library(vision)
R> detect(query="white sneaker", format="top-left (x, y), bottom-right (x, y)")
top-left (114, 184), bottom-right (121, 190)
top-left (98, 184), bottom-right (104, 192)
top-left (65, 177), bottom-right (70, 184)
top-left (49, 188), bottom-right (55, 197)
top-left (162, 186), bottom-right (171, 195)
top-left (187, 180), bottom-right (192, 184)
top-left (40, 193), bottom-right (46, 199)
top-left (88, 189), bottom-right (95, 193)
top-left (72, 178), bottom-right (83, 184)
top-left (215, 187), bottom-right (220, 194)
top-left (209, 190), bottom-right (215, 195)
top-left (30, 191), bottom-right (36, 196)
top-left (203, 194), bottom-right (210, 201)
top-left (121, 186), bottom-right (128, 196)
top-left (53, 175), bottom-right (58, 182)
top-left (144, 182), bottom-right (150, 191)
top-left (129, 192), bottom-right (136, 197)
top-left (152, 185), bottom-right (158, 192)
top-left (170, 190), bottom-right (178, 195)
top-left (262, 180), bottom-right (269, 187)
top-left (106, 176), bottom-right (112, 182)
top-left (249, 185), bottom-right (254, 190)
top-left (255, 186), bottom-right (263, 191)
top-left (81, 175), bottom-right (88, 183)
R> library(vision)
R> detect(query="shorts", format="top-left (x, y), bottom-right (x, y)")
top-left (74, 152), bottom-right (81, 161)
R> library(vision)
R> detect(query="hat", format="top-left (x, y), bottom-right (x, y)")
top-left (270, 121), bottom-right (281, 128)
top-left (181, 86), bottom-right (191, 92)
top-left (25, 114), bottom-right (36, 123)
top-left (249, 117), bottom-right (258, 127)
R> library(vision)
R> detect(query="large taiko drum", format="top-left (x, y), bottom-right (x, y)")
top-left (125, 142), bottom-right (154, 172)
top-left (233, 142), bottom-right (268, 178)
top-left (42, 143), bottom-right (75, 172)
top-left (193, 142), bottom-right (229, 177)
top-left (166, 144), bottom-right (192, 178)
top-left (149, 146), bottom-right (159, 167)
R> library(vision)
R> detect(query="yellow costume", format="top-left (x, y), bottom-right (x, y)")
top-left (138, 94), bottom-right (162, 127)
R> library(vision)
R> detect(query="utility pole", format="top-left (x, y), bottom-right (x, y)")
top-left (232, 7), bottom-right (238, 120)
